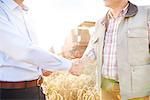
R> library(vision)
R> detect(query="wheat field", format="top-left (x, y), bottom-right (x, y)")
top-left (42, 62), bottom-right (101, 100)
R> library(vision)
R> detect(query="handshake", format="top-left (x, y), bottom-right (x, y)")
top-left (42, 59), bottom-right (85, 76)
top-left (69, 59), bottom-right (85, 76)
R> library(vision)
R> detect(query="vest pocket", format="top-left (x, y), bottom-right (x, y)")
top-left (127, 32), bottom-right (149, 65)
top-left (131, 64), bottom-right (150, 93)
top-left (127, 28), bottom-right (148, 38)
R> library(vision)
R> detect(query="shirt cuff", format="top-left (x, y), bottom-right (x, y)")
top-left (59, 57), bottom-right (73, 71)
top-left (40, 56), bottom-right (73, 72)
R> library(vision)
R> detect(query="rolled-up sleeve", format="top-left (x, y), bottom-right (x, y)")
top-left (81, 32), bottom-right (97, 63)
top-left (0, 14), bottom-right (72, 71)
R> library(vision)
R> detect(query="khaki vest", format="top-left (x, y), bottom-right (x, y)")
top-left (92, 3), bottom-right (150, 100)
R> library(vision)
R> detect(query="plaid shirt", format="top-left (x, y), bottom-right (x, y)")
top-left (101, 5), bottom-right (129, 81)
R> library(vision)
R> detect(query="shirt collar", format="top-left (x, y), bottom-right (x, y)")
top-left (101, 1), bottom-right (138, 25)
top-left (0, 0), bottom-right (28, 11)
top-left (107, 3), bottom-right (129, 20)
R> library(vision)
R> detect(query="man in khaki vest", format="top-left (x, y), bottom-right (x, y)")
top-left (70, 0), bottom-right (150, 100)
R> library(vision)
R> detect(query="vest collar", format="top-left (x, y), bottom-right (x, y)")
top-left (125, 1), bottom-right (138, 18)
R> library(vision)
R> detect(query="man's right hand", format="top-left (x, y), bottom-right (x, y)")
top-left (69, 60), bottom-right (84, 76)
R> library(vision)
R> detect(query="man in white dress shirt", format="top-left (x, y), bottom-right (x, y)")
top-left (0, 0), bottom-right (83, 99)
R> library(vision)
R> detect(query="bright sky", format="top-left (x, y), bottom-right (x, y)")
top-left (24, 0), bottom-right (150, 52)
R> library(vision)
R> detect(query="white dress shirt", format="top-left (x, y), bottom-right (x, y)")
top-left (0, 0), bottom-right (72, 82)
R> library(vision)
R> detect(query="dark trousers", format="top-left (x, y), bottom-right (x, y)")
top-left (0, 86), bottom-right (46, 100)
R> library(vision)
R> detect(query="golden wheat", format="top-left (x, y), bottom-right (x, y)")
top-left (42, 72), bottom-right (100, 100)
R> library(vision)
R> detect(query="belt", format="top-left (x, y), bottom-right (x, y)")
top-left (0, 77), bottom-right (43, 89)
top-left (101, 77), bottom-right (119, 92)
top-left (102, 77), bottom-right (119, 84)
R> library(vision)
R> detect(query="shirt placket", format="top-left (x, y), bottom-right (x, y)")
top-left (21, 10), bottom-right (32, 42)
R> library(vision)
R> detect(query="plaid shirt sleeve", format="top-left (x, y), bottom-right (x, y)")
top-left (82, 48), bottom-right (96, 61)
top-left (72, 34), bottom-right (97, 69)
top-left (81, 38), bottom-right (97, 63)
top-left (77, 31), bottom-right (98, 65)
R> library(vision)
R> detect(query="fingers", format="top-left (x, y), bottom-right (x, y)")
top-left (42, 70), bottom-right (53, 77)
top-left (69, 61), bottom-right (84, 76)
